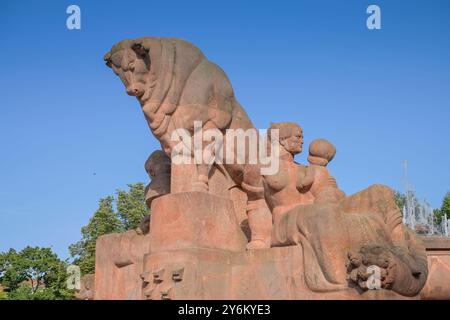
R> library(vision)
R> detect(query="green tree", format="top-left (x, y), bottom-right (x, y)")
top-left (441, 192), bottom-right (450, 217)
top-left (394, 191), bottom-right (406, 212)
top-left (0, 246), bottom-right (73, 300)
top-left (69, 196), bottom-right (123, 274)
top-left (434, 192), bottom-right (450, 225)
top-left (117, 183), bottom-right (148, 230)
top-left (69, 183), bottom-right (148, 275)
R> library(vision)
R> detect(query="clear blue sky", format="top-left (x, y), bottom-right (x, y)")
top-left (1, 0), bottom-right (449, 259)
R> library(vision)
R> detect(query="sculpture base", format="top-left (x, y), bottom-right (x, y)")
top-left (93, 192), bottom-right (450, 300)
top-left (141, 246), bottom-right (416, 300)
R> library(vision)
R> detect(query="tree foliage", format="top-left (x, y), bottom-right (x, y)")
top-left (0, 246), bottom-right (73, 300)
top-left (69, 183), bottom-right (148, 275)
top-left (394, 191), bottom-right (406, 211)
top-left (116, 183), bottom-right (147, 230)
top-left (69, 196), bottom-right (122, 275)
top-left (434, 191), bottom-right (450, 224)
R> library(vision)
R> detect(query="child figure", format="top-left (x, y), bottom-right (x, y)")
top-left (307, 139), bottom-right (346, 204)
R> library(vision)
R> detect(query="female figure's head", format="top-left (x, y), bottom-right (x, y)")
top-left (268, 122), bottom-right (304, 155)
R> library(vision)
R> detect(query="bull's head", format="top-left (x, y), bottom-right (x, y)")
top-left (104, 40), bottom-right (151, 99)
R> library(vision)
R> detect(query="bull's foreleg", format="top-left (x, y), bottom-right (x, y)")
top-left (193, 164), bottom-right (212, 192)
top-left (191, 121), bottom-right (223, 193)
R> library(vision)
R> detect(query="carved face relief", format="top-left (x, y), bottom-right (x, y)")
top-left (141, 265), bottom-right (185, 300)
top-left (282, 126), bottom-right (303, 155)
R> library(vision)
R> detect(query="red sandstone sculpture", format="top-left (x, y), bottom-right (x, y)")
top-left (94, 215), bottom-right (151, 300)
top-left (98, 36), bottom-right (450, 300)
top-left (144, 150), bottom-right (171, 210)
top-left (104, 37), bottom-right (255, 194)
top-left (240, 122), bottom-right (428, 296)
top-left (307, 138), bottom-right (346, 204)
top-left (75, 274), bottom-right (95, 300)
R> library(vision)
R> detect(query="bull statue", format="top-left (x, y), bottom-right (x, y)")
top-left (104, 37), bottom-right (274, 249)
top-left (103, 37), bottom-right (257, 193)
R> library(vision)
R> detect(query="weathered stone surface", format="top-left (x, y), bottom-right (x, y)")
top-left (75, 274), bottom-right (95, 300)
top-left (97, 36), bottom-right (450, 300)
top-left (420, 237), bottom-right (450, 299)
top-left (149, 192), bottom-right (248, 253)
top-left (104, 37), bottom-right (255, 195)
top-left (141, 243), bottom-right (445, 300)
top-left (95, 232), bottom-right (450, 299)
top-left (144, 150), bottom-right (171, 209)
top-left (94, 226), bottom-right (150, 300)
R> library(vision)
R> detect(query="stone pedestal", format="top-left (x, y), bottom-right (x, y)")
top-left (94, 192), bottom-right (450, 300)
top-left (420, 237), bottom-right (450, 299)
top-left (94, 230), bottom-right (150, 300)
top-left (142, 245), bottom-right (418, 300)
top-left (149, 192), bottom-right (248, 253)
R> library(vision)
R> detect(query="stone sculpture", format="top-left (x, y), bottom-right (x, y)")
top-left (75, 274), bottom-right (95, 300)
top-left (260, 123), bottom-right (427, 295)
top-left (97, 36), bottom-right (450, 300)
top-left (94, 215), bottom-right (151, 299)
top-left (144, 150), bottom-right (171, 210)
top-left (103, 37), bottom-right (255, 195)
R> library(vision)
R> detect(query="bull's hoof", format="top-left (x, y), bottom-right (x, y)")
top-left (246, 240), bottom-right (270, 250)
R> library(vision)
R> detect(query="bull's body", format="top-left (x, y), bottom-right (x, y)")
top-left (104, 37), bottom-right (256, 190)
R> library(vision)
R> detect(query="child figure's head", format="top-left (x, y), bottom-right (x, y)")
top-left (308, 139), bottom-right (336, 167)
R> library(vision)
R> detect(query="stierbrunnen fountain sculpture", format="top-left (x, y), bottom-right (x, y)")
top-left (77, 37), bottom-right (450, 300)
